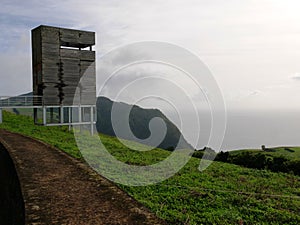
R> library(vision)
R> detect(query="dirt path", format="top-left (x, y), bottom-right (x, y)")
top-left (0, 129), bottom-right (165, 225)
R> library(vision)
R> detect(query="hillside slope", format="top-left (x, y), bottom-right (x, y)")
top-left (96, 96), bottom-right (192, 150)
top-left (0, 111), bottom-right (299, 224)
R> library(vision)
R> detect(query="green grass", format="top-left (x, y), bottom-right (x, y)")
top-left (1, 110), bottom-right (300, 224)
top-left (230, 147), bottom-right (300, 160)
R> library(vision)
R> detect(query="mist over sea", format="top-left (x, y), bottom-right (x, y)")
top-left (221, 110), bottom-right (300, 151)
top-left (167, 109), bottom-right (300, 151)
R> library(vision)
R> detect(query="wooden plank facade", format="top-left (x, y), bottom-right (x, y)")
top-left (32, 25), bottom-right (96, 106)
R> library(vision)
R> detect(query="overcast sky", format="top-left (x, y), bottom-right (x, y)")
top-left (1, 0), bottom-right (300, 111)
top-left (2, 0), bottom-right (300, 149)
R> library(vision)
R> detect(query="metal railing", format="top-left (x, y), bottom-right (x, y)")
top-left (0, 96), bottom-right (43, 108)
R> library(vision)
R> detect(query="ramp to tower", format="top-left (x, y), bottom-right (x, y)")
top-left (0, 129), bottom-right (165, 225)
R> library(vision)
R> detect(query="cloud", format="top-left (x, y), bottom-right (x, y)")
top-left (0, 52), bottom-right (32, 96)
top-left (291, 73), bottom-right (300, 80)
top-left (98, 60), bottom-right (208, 104)
top-left (1, 0), bottom-right (300, 111)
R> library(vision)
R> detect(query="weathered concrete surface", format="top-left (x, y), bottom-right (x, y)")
top-left (0, 142), bottom-right (25, 225)
top-left (0, 129), bottom-right (165, 225)
top-left (32, 25), bottom-right (96, 106)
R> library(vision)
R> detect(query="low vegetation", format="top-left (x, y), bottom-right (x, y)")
top-left (1, 111), bottom-right (300, 224)
top-left (213, 148), bottom-right (300, 176)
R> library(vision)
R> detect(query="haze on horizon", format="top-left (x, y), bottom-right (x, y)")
top-left (1, 0), bottom-right (300, 150)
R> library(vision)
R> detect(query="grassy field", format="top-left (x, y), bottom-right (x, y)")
top-left (230, 147), bottom-right (300, 160)
top-left (1, 110), bottom-right (300, 224)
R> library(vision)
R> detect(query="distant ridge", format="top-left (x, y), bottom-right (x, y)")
top-left (96, 97), bottom-right (193, 150)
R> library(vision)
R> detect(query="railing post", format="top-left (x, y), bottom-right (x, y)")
top-left (68, 107), bottom-right (71, 131)
top-left (79, 105), bottom-right (82, 133)
top-left (79, 105), bottom-right (82, 123)
top-left (60, 106), bottom-right (64, 124)
top-left (43, 106), bottom-right (47, 125)
top-left (90, 106), bottom-right (94, 135)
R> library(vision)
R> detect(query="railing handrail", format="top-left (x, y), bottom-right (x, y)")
top-left (0, 95), bottom-right (44, 107)
top-left (0, 95), bottom-right (43, 98)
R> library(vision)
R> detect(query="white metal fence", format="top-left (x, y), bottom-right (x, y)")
top-left (0, 96), bottom-right (43, 108)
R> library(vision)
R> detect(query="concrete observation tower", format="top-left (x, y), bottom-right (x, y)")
top-left (31, 25), bottom-right (96, 134)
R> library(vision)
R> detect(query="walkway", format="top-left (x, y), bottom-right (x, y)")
top-left (0, 129), bottom-right (164, 225)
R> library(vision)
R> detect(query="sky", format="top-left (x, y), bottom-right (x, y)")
top-left (1, 0), bottom-right (300, 149)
